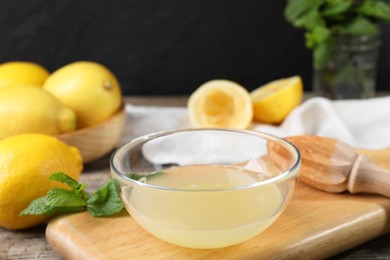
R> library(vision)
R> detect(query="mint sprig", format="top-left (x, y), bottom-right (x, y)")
top-left (284, 0), bottom-right (390, 68)
top-left (20, 172), bottom-right (124, 217)
top-left (86, 180), bottom-right (124, 217)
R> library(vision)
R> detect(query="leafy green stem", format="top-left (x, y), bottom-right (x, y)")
top-left (284, 0), bottom-right (390, 68)
top-left (20, 172), bottom-right (124, 217)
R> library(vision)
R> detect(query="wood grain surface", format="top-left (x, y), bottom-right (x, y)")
top-left (45, 182), bottom-right (390, 260)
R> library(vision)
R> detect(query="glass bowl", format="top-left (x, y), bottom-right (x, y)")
top-left (110, 129), bottom-right (300, 249)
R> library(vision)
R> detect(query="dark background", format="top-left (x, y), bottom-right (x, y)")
top-left (0, 0), bottom-right (389, 95)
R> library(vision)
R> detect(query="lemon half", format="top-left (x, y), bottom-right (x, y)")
top-left (250, 76), bottom-right (303, 124)
top-left (188, 80), bottom-right (253, 129)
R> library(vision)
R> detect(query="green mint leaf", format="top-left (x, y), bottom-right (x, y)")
top-left (21, 173), bottom-right (125, 218)
top-left (20, 197), bottom-right (52, 215)
top-left (284, 0), bottom-right (322, 25)
top-left (86, 179), bottom-right (124, 217)
top-left (335, 15), bottom-right (378, 35)
top-left (20, 188), bottom-right (86, 216)
top-left (321, 0), bottom-right (352, 17)
top-left (356, 0), bottom-right (390, 22)
top-left (125, 172), bottom-right (144, 181)
top-left (305, 26), bottom-right (331, 48)
top-left (45, 187), bottom-right (87, 207)
top-left (125, 171), bottom-right (164, 181)
top-left (313, 42), bottom-right (331, 69)
top-left (19, 196), bottom-right (85, 216)
top-left (49, 172), bottom-right (81, 190)
top-left (49, 172), bottom-right (90, 200)
top-left (291, 6), bottom-right (325, 30)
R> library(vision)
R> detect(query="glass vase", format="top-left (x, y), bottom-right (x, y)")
top-left (313, 33), bottom-right (381, 99)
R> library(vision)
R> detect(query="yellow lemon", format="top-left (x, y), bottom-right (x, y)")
top-left (188, 80), bottom-right (253, 129)
top-left (0, 133), bottom-right (82, 230)
top-left (0, 61), bottom-right (50, 88)
top-left (0, 85), bottom-right (77, 139)
top-left (43, 61), bottom-right (122, 128)
top-left (250, 76), bottom-right (303, 124)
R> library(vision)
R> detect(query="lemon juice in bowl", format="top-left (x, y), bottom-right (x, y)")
top-left (111, 129), bottom-right (300, 249)
top-left (126, 165), bottom-right (287, 248)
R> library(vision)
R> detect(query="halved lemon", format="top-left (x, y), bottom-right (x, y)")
top-left (250, 76), bottom-right (303, 124)
top-left (188, 80), bottom-right (253, 129)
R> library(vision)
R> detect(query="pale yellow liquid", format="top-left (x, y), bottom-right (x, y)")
top-left (123, 165), bottom-right (285, 249)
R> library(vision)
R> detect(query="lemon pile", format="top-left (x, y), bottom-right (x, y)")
top-left (0, 61), bottom-right (123, 230)
top-left (188, 76), bottom-right (303, 129)
top-left (0, 61), bottom-right (123, 138)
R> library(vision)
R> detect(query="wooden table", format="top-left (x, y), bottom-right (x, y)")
top-left (1, 96), bottom-right (390, 260)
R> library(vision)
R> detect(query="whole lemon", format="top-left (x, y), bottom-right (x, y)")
top-left (0, 61), bottom-right (50, 88)
top-left (0, 133), bottom-right (82, 230)
top-left (0, 85), bottom-right (77, 139)
top-left (43, 61), bottom-right (122, 128)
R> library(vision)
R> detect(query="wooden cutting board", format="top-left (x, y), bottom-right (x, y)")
top-left (46, 148), bottom-right (390, 260)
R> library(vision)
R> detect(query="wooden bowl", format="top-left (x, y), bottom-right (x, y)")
top-left (56, 105), bottom-right (126, 163)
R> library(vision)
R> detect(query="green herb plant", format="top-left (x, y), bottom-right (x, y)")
top-left (284, 0), bottom-right (390, 68)
top-left (126, 171), bottom-right (163, 181)
top-left (20, 172), bottom-right (124, 217)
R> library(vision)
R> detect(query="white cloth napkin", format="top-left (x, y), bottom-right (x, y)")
top-left (254, 96), bottom-right (390, 149)
top-left (123, 96), bottom-right (390, 150)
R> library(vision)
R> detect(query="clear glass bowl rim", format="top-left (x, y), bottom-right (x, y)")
top-left (110, 128), bottom-right (301, 192)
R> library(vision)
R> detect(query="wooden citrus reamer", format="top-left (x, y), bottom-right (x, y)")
top-left (271, 135), bottom-right (390, 198)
